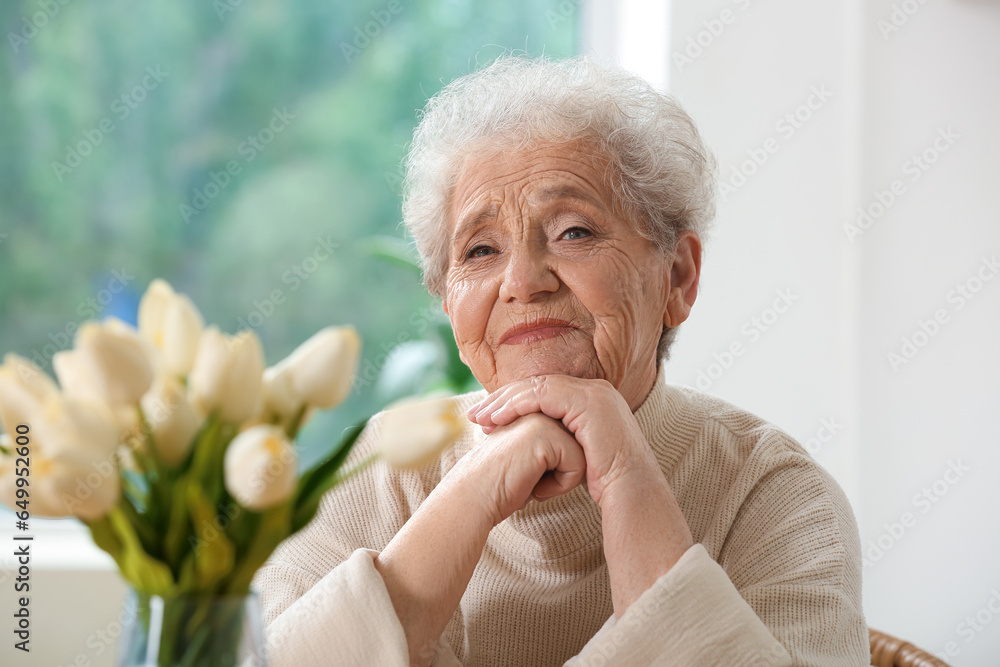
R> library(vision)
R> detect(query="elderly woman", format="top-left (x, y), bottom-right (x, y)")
top-left (254, 56), bottom-right (869, 666)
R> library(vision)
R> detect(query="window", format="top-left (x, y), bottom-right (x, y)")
top-left (0, 0), bottom-right (577, 556)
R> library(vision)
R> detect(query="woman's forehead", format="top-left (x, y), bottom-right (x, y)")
top-left (449, 143), bottom-right (615, 228)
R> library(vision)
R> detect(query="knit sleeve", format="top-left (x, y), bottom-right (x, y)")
top-left (250, 413), bottom-right (448, 667)
top-left (716, 456), bottom-right (870, 666)
top-left (255, 548), bottom-right (410, 667)
top-left (566, 544), bottom-right (793, 666)
top-left (566, 447), bottom-right (869, 667)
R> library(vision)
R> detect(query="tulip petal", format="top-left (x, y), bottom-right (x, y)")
top-left (379, 395), bottom-right (463, 468)
top-left (138, 279), bottom-right (175, 346)
top-left (223, 424), bottom-right (297, 511)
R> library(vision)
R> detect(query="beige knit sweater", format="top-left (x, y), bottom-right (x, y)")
top-left (252, 367), bottom-right (869, 666)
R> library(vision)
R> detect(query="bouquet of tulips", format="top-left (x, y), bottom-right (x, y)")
top-left (0, 279), bottom-right (463, 665)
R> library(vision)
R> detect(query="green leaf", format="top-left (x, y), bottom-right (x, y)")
top-left (120, 468), bottom-right (149, 512)
top-left (184, 482), bottom-right (236, 592)
top-left (108, 507), bottom-right (175, 595)
top-left (117, 492), bottom-right (160, 559)
top-left (85, 513), bottom-right (124, 563)
top-left (291, 419), bottom-right (368, 532)
top-left (164, 477), bottom-right (192, 570)
top-left (225, 502), bottom-right (262, 555)
top-left (361, 235), bottom-right (422, 274)
top-left (187, 415), bottom-right (237, 512)
top-left (225, 502), bottom-right (291, 594)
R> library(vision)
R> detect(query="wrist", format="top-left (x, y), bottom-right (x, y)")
top-left (600, 465), bottom-right (694, 556)
top-left (599, 464), bottom-right (666, 511)
top-left (596, 446), bottom-right (667, 509)
top-left (435, 462), bottom-right (505, 532)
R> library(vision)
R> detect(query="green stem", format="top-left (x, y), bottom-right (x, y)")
top-left (117, 492), bottom-right (159, 557)
top-left (136, 404), bottom-right (165, 473)
top-left (284, 403), bottom-right (308, 440)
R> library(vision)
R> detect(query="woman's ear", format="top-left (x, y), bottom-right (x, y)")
top-left (664, 231), bottom-right (702, 328)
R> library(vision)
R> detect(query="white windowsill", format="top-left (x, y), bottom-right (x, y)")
top-left (1, 518), bottom-right (117, 571)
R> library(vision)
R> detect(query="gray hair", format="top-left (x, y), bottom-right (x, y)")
top-left (401, 55), bottom-right (717, 363)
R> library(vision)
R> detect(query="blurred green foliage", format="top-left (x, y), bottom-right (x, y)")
top-left (0, 0), bottom-right (576, 468)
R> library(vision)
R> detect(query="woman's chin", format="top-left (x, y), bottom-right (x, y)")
top-left (492, 348), bottom-right (600, 385)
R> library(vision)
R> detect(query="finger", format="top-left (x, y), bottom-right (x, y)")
top-left (469, 382), bottom-right (531, 424)
top-left (467, 386), bottom-right (512, 420)
top-left (532, 467), bottom-right (584, 500)
top-left (468, 380), bottom-right (531, 418)
top-left (487, 389), bottom-right (556, 426)
top-left (488, 381), bottom-right (578, 428)
top-left (533, 433), bottom-right (586, 499)
top-left (470, 375), bottom-right (590, 429)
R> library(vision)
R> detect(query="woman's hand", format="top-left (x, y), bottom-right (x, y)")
top-left (450, 411), bottom-right (587, 525)
top-left (466, 375), bottom-right (659, 505)
top-left (466, 374), bottom-right (695, 618)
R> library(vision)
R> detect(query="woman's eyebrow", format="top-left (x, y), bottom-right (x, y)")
top-left (452, 184), bottom-right (605, 246)
top-left (451, 204), bottom-right (498, 245)
top-left (534, 184), bottom-right (607, 212)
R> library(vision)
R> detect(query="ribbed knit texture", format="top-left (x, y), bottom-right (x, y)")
top-left (252, 366), bottom-right (869, 666)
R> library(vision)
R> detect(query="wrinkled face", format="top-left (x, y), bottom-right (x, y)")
top-left (442, 141), bottom-right (673, 409)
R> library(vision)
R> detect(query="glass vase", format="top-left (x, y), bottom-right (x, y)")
top-left (115, 589), bottom-right (268, 667)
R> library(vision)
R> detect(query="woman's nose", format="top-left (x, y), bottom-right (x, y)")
top-left (498, 242), bottom-right (559, 303)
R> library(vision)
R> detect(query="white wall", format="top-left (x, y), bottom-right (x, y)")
top-left (0, 524), bottom-right (127, 667)
top-left (582, 0), bottom-right (1000, 664)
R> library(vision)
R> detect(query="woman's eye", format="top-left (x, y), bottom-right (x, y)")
top-left (560, 227), bottom-right (592, 241)
top-left (466, 245), bottom-right (495, 259)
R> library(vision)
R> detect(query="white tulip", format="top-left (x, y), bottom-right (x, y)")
top-left (0, 389), bottom-right (31, 441)
top-left (0, 354), bottom-right (58, 437)
top-left (33, 394), bottom-right (120, 460)
top-left (40, 449), bottom-right (120, 520)
top-left (138, 279), bottom-right (204, 377)
top-left (188, 327), bottom-right (265, 424)
top-left (116, 444), bottom-right (141, 474)
top-left (223, 424), bottom-right (297, 511)
top-left (266, 326), bottom-right (361, 414)
top-left (141, 377), bottom-right (203, 467)
top-left (378, 395), bottom-right (463, 468)
top-left (51, 350), bottom-right (91, 401)
top-left (137, 279), bottom-right (172, 337)
top-left (1, 359), bottom-right (119, 467)
top-left (0, 354), bottom-right (59, 401)
top-left (0, 391), bottom-right (118, 518)
top-left (53, 319), bottom-right (154, 406)
top-left (108, 404), bottom-right (142, 443)
top-left (0, 448), bottom-right (34, 514)
top-left (261, 365), bottom-right (299, 422)
top-left (0, 438), bottom-right (15, 512)
top-left (0, 448), bottom-right (119, 520)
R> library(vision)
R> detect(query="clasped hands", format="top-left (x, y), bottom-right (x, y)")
top-left (457, 374), bottom-right (669, 524)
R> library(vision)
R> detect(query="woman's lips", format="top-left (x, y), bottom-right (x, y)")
top-left (499, 319), bottom-right (576, 346)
